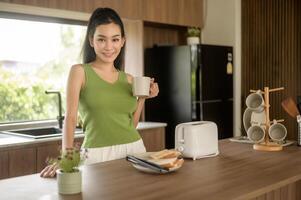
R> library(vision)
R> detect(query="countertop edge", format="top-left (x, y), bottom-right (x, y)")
top-left (234, 173), bottom-right (301, 200)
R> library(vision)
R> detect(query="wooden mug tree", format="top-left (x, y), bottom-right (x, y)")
top-left (249, 87), bottom-right (284, 151)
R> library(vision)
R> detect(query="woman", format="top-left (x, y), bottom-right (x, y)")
top-left (40, 7), bottom-right (159, 177)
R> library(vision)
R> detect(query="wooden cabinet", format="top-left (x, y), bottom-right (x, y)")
top-left (37, 138), bottom-right (84, 172)
top-left (0, 151), bottom-right (9, 179)
top-left (0, 127), bottom-right (164, 179)
top-left (92, 0), bottom-right (142, 20)
top-left (143, 23), bottom-right (187, 48)
top-left (142, 0), bottom-right (203, 27)
top-left (2, 0), bottom-right (203, 27)
top-left (0, 137), bottom-right (84, 179)
top-left (139, 127), bottom-right (165, 151)
top-left (5, 0), bottom-right (142, 19)
top-left (9, 147), bottom-right (36, 177)
top-left (36, 142), bottom-right (60, 172)
top-left (74, 137), bottom-right (84, 146)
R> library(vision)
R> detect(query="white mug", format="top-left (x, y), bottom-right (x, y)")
top-left (132, 76), bottom-right (151, 97)
top-left (247, 125), bottom-right (265, 143)
top-left (251, 111), bottom-right (266, 128)
top-left (246, 90), bottom-right (265, 112)
top-left (269, 120), bottom-right (287, 142)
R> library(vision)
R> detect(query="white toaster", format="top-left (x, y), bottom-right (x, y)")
top-left (175, 121), bottom-right (219, 160)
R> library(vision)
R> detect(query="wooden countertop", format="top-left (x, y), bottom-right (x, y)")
top-left (1, 140), bottom-right (301, 200)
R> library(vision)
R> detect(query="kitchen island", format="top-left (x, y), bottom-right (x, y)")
top-left (0, 122), bottom-right (167, 179)
top-left (1, 140), bottom-right (301, 200)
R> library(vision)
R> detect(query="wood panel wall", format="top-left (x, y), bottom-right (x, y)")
top-left (143, 22), bottom-right (187, 49)
top-left (0, 0), bottom-right (203, 27)
top-left (0, 0), bottom-right (142, 19)
top-left (242, 0), bottom-right (301, 140)
top-left (142, 0), bottom-right (203, 27)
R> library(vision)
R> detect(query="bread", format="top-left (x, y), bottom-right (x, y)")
top-left (148, 149), bottom-right (184, 169)
top-left (150, 149), bottom-right (181, 160)
top-left (174, 158), bottom-right (184, 167)
top-left (149, 157), bottom-right (178, 168)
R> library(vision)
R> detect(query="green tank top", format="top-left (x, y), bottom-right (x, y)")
top-left (79, 64), bottom-right (141, 148)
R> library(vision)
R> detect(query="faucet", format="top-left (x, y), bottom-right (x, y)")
top-left (45, 90), bottom-right (64, 129)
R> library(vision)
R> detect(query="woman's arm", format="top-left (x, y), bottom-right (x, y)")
top-left (63, 64), bottom-right (85, 149)
top-left (40, 64), bottom-right (84, 178)
top-left (132, 98), bottom-right (146, 128)
top-left (126, 74), bottom-right (159, 128)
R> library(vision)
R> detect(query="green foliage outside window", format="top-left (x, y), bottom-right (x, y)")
top-left (0, 21), bottom-right (85, 123)
top-left (0, 72), bottom-right (56, 121)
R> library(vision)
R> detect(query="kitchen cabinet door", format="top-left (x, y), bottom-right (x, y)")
top-left (0, 151), bottom-right (9, 179)
top-left (30, 137), bottom-right (84, 173)
top-left (74, 137), bottom-right (84, 146)
top-left (4, 0), bottom-right (142, 20)
top-left (142, 0), bottom-right (203, 27)
top-left (139, 127), bottom-right (165, 151)
top-left (9, 147), bottom-right (36, 177)
top-left (36, 142), bottom-right (60, 172)
top-left (36, 137), bottom-right (84, 172)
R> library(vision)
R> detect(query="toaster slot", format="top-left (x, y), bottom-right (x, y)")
top-left (191, 122), bottom-right (207, 126)
top-left (176, 125), bottom-right (185, 144)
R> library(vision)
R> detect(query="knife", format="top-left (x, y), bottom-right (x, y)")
top-left (126, 155), bottom-right (169, 173)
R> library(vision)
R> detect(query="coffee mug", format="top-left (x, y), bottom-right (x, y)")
top-left (132, 76), bottom-right (151, 97)
top-left (251, 110), bottom-right (266, 127)
top-left (269, 120), bottom-right (287, 142)
top-left (246, 90), bottom-right (265, 112)
top-left (243, 108), bottom-right (253, 133)
top-left (247, 125), bottom-right (265, 143)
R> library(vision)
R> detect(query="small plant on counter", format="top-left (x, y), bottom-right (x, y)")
top-left (47, 143), bottom-right (87, 173)
top-left (48, 143), bottom-right (87, 194)
top-left (186, 27), bottom-right (201, 45)
top-left (187, 27), bottom-right (201, 38)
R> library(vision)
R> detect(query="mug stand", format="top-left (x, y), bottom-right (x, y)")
top-left (248, 86), bottom-right (285, 151)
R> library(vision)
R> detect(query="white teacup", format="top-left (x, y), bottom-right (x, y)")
top-left (243, 108), bottom-right (253, 133)
top-left (251, 111), bottom-right (266, 127)
top-left (269, 120), bottom-right (287, 143)
top-left (246, 90), bottom-right (265, 112)
top-left (247, 125), bottom-right (265, 143)
top-left (132, 76), bottom-right (151, 97)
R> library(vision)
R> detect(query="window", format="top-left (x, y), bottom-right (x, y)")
top-left (0, 17), bottom-right (86, 123)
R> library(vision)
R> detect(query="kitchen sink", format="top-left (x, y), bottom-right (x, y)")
top-left (2, 127), bottom-right (82, 139)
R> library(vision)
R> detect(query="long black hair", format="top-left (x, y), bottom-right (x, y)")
top-left (82, 8), bottom-right (125, 70)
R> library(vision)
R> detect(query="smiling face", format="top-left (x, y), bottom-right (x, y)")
top-left (89, 23), bottom-right (125, 65)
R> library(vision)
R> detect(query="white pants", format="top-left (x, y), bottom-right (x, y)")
top-left (84, 139), bottom-right (146, 165)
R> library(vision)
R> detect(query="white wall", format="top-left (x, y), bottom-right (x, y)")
top-left (201, 0), bottom-right (241, 137)
top-left (201, 0), bottom-right (235, 46)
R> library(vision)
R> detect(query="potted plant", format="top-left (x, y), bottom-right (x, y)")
top-left (48, 145), bottom-right (87, 194)
top-left (187, 27), bottom-right (201, 45)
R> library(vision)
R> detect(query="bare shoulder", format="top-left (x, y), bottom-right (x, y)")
top-left (69, 64), bottom-right (85, 77)
top-left (70, 64), bottom-right (84, 73)
top-left (66, 64), bottom-right (86, 89)
top-left (125, 73), bottom-right (134, 84)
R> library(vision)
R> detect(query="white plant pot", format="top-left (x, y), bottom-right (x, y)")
top-left (187, 37), bottom-right (200, 45)
top-left (56, 169), bottom-right (82, 194)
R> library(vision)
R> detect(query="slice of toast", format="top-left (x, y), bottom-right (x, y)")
top-left (148, 157), bottom-right (178, 168)
top-left (148, 157), bottom-right (184, 169)
top-left (150, 149), bottom-right (181, 160)
top-left (174, 158), bottom-right (184, 167)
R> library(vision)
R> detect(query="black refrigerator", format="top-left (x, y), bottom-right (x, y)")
top-left (144, 44), bottom-right (233, 148)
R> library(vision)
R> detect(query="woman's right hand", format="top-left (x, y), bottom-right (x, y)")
top-left (40, 162), bottom-right (58, 178)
